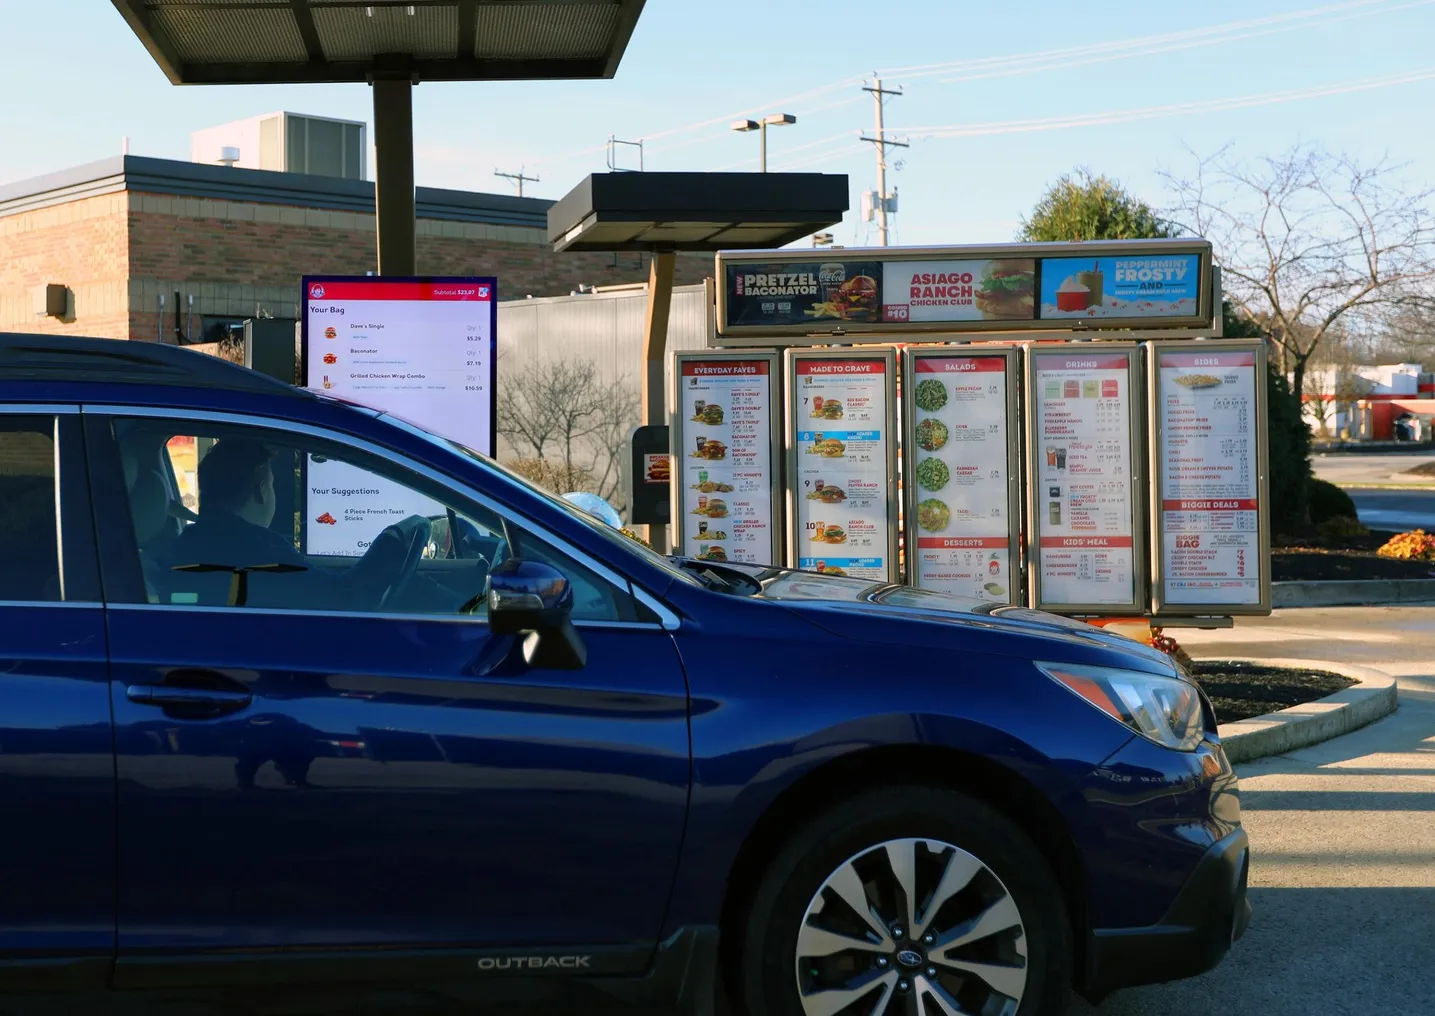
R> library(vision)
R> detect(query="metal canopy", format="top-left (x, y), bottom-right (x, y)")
top-left (109, 0), bottom-right (647, 84)
top-left (549, 172), bottom-right (849, 252)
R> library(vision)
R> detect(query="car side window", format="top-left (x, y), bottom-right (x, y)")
top-left (0, 415), bottom-right (63, 602)
top-left (110, 417), bottom-right (635, 622)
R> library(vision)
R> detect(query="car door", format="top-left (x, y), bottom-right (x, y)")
top-left (0, 408), bottom-right (114, 992)
top-left (86, 407), bottom-right (691, 987)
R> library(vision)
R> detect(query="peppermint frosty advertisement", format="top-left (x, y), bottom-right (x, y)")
top-left (1040, 254), bottom-right (1200, 320)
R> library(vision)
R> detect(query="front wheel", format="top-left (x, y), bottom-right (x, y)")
top-left (735, 787), bottom-right (1071, 1016)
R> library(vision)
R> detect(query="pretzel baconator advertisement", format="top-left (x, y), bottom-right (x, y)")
top-left (725, 260), bottom-right (883, 328)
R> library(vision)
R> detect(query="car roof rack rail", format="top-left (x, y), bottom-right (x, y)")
top-left (0, 332), bottom-right (302, 396)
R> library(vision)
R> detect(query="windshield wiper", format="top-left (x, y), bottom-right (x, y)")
top-left (669, 557), bottom-right (735, 592)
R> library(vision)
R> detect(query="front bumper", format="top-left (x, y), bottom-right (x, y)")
top-left (1084, 825), bottom-right (1251, 998)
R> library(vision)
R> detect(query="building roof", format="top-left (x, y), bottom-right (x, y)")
top-left (109, 0), bottom-right (646, 85)
top-left (0, 155), bottom-right (550, 229)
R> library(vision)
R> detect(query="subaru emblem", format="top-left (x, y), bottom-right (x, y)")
top-left (896, 949), bottom-right (922, 968)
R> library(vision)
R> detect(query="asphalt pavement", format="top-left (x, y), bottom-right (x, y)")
top-left (1311, 451), bottom-right (1435, 530)
top-left (1070, 606), bottom-right (1435, 1016)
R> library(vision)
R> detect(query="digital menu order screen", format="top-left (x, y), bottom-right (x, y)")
top-left (1030, 347), bottom-right (1139, 609)
top-left (301, 275), bottom-right (496, 556)
top-left (906, 351), bottom-right (1016, 603)
top-left (789, 352), bottom-right (895, 581)
top-left (675, 355), bottom-right (778, 565)
top-left (1156, 345), bottom-right (1263, 607)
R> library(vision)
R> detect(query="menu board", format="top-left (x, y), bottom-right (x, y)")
top-left (906, 352), bottom-right (1016, 603)
top-left (1157, 346), bottom-right (1262, 606)
top-left (716, 243), bottom-right (1212, 339)
top-left (302, 276), bottom-right (496, 556)
top-left (790, 354), bottom-right (895, 581)
top-left (1030, 348), bottom-right (1139, 608)
top-left (1040, 254), bottom-right (1201, 321)
top-left (882, 260), bottom-right (1035, 325)
top-left (675, 356), bottom-right (778, 565)
top-left (725, 259), bottom-right (883, 328)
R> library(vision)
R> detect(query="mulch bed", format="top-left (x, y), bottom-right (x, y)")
top-left (1191, 661), bottom-right (1356, 723)
top-left (1399, 461), bottom-right (1435, 477)
top-left (1272, 547), bottom-right (1435, 582)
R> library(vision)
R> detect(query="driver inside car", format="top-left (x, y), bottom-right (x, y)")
top-left (170, 438), bottom-right (452, 612)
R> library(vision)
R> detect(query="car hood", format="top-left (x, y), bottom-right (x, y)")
top-left (689, 560), bottom-right (1176, 671)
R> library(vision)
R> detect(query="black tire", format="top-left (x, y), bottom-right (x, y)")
top-left (734, 786), bottom-right (1072, 1016)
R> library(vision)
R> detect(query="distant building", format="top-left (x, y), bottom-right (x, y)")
top-left (1, 144), bottom-right (707, 344)
top-left (1303, 361), bottom-right (1435, 440)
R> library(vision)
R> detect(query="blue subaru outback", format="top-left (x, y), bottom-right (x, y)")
top-left (0, 334), bottom-right (1247, 1015)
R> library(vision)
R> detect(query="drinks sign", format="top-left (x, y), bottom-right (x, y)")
top-left (1027, 346), bottom-right (1144, 612)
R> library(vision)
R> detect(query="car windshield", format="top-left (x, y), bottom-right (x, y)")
top-left (376, 413), bottom-right (703, 588)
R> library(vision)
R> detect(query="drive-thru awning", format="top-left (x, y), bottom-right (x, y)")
top-left (110, 1), bottom-right (648, 274)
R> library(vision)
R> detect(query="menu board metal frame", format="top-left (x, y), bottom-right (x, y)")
top-left (669, 349), bottom-right (784, 566)
top-left (1024, 341), bottom-right (1147, 615)
top-left (1147, 339), bottom-right (1272, 616)
top-left (715, 240), bottom-right (1215, 341)
top-left (784, 347), bottom-right (900, 581)
top-left (901, 346), bottom-right (1022, 605)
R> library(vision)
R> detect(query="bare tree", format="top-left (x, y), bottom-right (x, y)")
top-left (1164, 144), bottom-right (1435, 402)
top-left (497, 357), bottom-right (637, 504)
top-left (1368, 298), bottom-right (1435, 365)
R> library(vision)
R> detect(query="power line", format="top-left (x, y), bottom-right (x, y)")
top-left (895, 66), bottom-right (1435, 139)
top-left (494, 166), bottom-right (539, 197)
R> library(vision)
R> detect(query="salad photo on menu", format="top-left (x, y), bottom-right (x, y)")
top-left (907, 354), bottom-right (1014, 603)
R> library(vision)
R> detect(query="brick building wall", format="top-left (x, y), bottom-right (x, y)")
top-left (2, 158), bottom-right (712, 343)
top-left (124, 193), bottom-right (710, 341)
top-left (0, 193), bottom-right (132, 338)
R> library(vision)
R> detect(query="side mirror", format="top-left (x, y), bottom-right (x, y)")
top-left (485, 559), bottom-right (586, 670)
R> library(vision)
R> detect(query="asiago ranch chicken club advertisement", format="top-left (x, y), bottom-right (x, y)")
top-left (680, 359), bottom-right (775, 564)
top-left (793, 358), bottom-right (892, 580)
top-left (909, 354), bottom-right (1013, 602)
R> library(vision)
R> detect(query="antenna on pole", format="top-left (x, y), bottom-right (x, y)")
top-left (860, 75), bottom-right (908, 247)
top-left (606, 135), bottom-right (645, 172)
top-left (494, 166), bottom-right (540, 197)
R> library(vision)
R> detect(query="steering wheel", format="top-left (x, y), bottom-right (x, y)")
top-left (378, 516), bottom-right (432, 610)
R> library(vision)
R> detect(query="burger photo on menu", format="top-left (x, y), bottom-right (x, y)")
top-left (973, 260), bottom-right (1036, 320)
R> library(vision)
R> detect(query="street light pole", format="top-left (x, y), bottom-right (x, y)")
top-left (731, 114), bottom-right (797, 172)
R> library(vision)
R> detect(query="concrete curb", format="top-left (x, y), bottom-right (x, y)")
top-left (1333, 482), bottom-right (1435, 491)
top-left (1272, 579), bottom-right (1435, 607)
top-left (1214, 658), bottom-right (1398, 764)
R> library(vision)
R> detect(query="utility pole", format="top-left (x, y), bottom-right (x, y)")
top-left (860, 76), bottom-right (908, 247)
top-left (494, 167), bottom-right (540, 197)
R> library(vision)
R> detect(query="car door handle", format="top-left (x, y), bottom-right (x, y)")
top-left (126, 685), bottom-right (253, 713)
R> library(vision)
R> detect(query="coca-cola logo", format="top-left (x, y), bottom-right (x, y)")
top-left (818, 263), bottom-right (846, 285)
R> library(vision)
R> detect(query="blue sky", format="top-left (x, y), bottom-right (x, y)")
top-left (4, 0), bottom-right (1435, 247)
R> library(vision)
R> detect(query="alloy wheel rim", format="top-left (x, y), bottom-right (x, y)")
top-left (794, 837), bottom-right (1027, 1016)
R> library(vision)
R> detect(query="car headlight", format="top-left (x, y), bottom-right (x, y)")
top-left (1036, 661), bottom-right (1205, 751)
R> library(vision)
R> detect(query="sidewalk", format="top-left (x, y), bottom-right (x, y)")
top-left (1074, 606), bottom-right (1435, 1015)
top-left (1313, 451), bottom-right (1435, 487)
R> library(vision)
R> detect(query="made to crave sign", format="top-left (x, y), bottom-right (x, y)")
top-left (789, 353), bottom-right (894, 581)
top-left (1156, 346), bottom-right (1263, 608)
